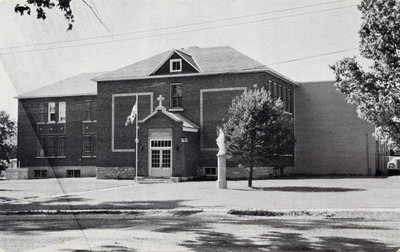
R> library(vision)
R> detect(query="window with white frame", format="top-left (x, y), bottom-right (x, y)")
top-left (170, 59), bottom-right (182, 72)
top-left (170, 83), bottom-right (183, 108)
top-left (48, 102), bottom-right (56, 122)
top-left (59, 102), bottom-right (66, 122)
top-left (150, 140), bottom-right (172, 169)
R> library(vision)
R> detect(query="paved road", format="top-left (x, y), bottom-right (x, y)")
top-left (1, 211), bottom-right (399, 252)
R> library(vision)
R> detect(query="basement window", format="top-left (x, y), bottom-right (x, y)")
top-left (34, 170), bottom-right (47, 178)
top-left (67, 170), bottom-right (81, 177)
top-left (204, 167), bottom-right (217, 176)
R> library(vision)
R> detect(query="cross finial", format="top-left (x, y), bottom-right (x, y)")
top-left (157, 95), bottom-right (165, 108)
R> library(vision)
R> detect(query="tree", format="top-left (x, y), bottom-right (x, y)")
top-left (0, 111), bottom-right (17, 172)
top-left (15, 0), bottom-right (74, 30)
top-left (331, 0), bottom-right (400, 146)
top-left (222, 88), bottom-right (294, 187)
top-left (14, 0), bottom-right (106, 31)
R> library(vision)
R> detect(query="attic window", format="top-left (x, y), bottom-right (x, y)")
top-left (170, 59), bottom-right (182, 72)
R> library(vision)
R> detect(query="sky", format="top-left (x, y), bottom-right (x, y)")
top-left (0, 0), bottom-right (365, 120)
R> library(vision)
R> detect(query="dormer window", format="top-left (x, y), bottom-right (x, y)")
top-left (170, 59), bottom-right (182, 72)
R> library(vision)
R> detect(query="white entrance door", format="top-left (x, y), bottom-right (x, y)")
top-left (149, 139), bottom-right (172, 177)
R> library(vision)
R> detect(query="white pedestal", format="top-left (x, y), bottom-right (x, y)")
top-left (217, 153), bottom-right (227, 189)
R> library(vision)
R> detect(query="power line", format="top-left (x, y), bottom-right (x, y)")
top-left (266, 47), bottom-right (359, 66)
top-left (0, 4), bottom-right (356, 56)
top-left (0, 0), bottom-right (351, 51)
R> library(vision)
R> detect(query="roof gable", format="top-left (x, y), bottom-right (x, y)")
top-left (141, 105), bottom-right (199, 132)
top-left (93, 46), bottom-right (274, 82)
top-left (149, 50), bottom-right (201, 76)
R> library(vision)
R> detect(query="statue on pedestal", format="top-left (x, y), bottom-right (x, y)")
top-left (216, 128), bottom-right (227, 189)
top-left (216, 128), bottom-right (226, 155)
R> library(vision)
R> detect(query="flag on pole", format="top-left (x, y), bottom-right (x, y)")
top-left (125, 100), bottom-right (137, 126)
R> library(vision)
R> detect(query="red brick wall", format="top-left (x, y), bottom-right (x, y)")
top-left (17, 96), bottom-right (97, 169)
top-left (294, 81), bottom-right (376, 175)
top-left (97, 71), bottom-right (295, 176)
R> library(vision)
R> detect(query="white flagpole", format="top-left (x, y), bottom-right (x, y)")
top-left (135, 93), bottom-right (139, 183)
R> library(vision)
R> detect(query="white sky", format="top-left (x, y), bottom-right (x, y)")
top-left (0, 0), bottom-right (364, 120)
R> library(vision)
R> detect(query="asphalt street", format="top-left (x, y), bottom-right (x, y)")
top-left (1, 211), bottom-right (399, 252)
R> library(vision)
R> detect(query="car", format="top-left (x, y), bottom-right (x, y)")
top-left (387, 157), bottom-right (400, 175)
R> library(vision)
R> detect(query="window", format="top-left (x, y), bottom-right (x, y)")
top-left (37, 138), bottom-right (45, 157)
top-left (277, 85), bottom-right (282, 100)
top-left (273, 83), bottom-right (278, 99)
top-left (267, 80), bottom-right (272, 94)
top-left (58, 137), bottom-right (66, 156)
top-left (170, 59), bottom-right (182, 72)
top-left (48, 102), bottom-right (56, 122)
top-left (47, 136), bottom-right (55, 156)
top-left (34, 170), bottom-right (47, 178)
top-left (170, 84), bottom-right (183, 108)
top-left (162, 150), bottom-right (171, 168)
top-left (39, 103), bottom-right (46, 122)
top-left (83, 135), bottom-right (96, 157)
top-left (67, 170), bottom-right (80, 177)
top-left (59, 102), bottom-right (66, 122)
top-left (287, 88), bottom-right (292, 113)
top-left (282, 86), bottom-right (287, 111)
top-left (204, 167), bottom-right (217, 176)
top-left (84, 100), bottom-right (96, 121)
top-left (36, 136), bottom-right (66, 158)
top-left (150, 140), bottom-right (172, 169)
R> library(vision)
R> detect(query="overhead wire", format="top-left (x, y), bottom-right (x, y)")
top-left (0, 0), bottom-right (350, 51)
top-left (0, 3), bottom-right (357, 55)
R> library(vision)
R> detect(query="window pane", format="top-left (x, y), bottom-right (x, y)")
top-left (37, 138), bottom-right (45, 157)
top-left (171, 84), bottom-right (183, 108)
top-left (48, 102), bottom-right (56, 122)
top-left (58, 137), bottom-right (66, 156)
top-left (83, 136), bottom-right (92, 156)
top-left (151, 150), bottom-right (160, 168)
top-left (92, 136), bottom-right (96, 156)
top-left (282, 87), bottom-right (287, 111)
top-left (162, 150), bottom-right (171, 168)
top-left (47, 137), bottom-right (55, 156)
top-left (39, 103), bottom-right (46, 122)
top-left (85, 101), bottom-right (92, 121)
top-left (59, 102), bottom-right (66, 122)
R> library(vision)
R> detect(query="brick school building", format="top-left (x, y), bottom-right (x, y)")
top-left (16, 46), bottom-right (376, 179)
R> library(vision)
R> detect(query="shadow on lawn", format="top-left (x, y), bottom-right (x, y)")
top-left (63, 245), bottom-right (137, 252)
top-left (0, 195), bottom-right (188, 212)
top-left (252, 186), bottom-right (365, 192)
top-left (178, 219), bottom-right (396, 252)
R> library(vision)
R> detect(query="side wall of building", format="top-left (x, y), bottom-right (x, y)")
top-left (294, 81), bottom-right (376, 175)
top-left (17, 96), bottom-right (97, 178)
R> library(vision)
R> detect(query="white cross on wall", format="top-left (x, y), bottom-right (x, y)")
top-left (157, 95), bottom-right (165, 108)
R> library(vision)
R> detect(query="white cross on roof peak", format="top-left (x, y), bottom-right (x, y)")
top-left (157, 95), bottom-right (165, 108)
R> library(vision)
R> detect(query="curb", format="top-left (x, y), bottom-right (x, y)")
top-left (1, 208), bottom-right (400, 215)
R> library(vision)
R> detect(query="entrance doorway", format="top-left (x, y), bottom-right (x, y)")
top-left (148, 128), bottom-right (173, 177)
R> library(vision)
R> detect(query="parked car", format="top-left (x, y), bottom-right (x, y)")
top-left (387, 157), bottom-right (400, 175)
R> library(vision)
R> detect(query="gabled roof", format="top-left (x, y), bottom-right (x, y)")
top-left (141, 105), bottom-right (199, 132)
top-left (148, 49), bottom-right (201, 75)
top-left (93, 46), bottom-right (275, 82)
top-left (16, 72), bottom-right (106, 99)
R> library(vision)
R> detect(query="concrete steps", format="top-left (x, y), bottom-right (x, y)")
top-left (136, 177), bottom-right (173, 184)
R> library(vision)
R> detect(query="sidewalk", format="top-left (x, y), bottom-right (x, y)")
top-left (1, 176), bottom-right (400, 212)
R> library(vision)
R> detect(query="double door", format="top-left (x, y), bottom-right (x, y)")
top-left (149, 139), bottom-right (172, 177)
